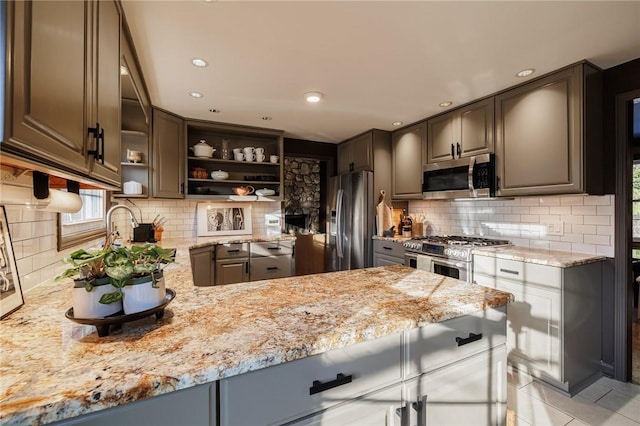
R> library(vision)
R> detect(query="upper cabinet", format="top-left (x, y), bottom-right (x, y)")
top-left (152, 108), bottom-right (185, 199)
top-left (427, 98), bottom-right (494, 163)
top-left (2, 0), bottom-right (122, 188)
top-left (185, 120), bottom-right (284, 200)
top-left (337, 129), bottom-right (391, 201)
top-left (391, 122), bottom-right (426, 199)
top-left (495, 63), bottom-right (603, 197)
top-left (338, 132), bottom-right (373, 174)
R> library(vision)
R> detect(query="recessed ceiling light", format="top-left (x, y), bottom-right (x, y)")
top-left (439, 101), bottom-right (453, 108)
top-left (516, 68), bottom-right (535, 78)
top-left (392, 121), bottom-right (403, 126)
top-left (120, 65), bottom-right (128, 76)
top-left (304, 91), bottom-right (324, 103)
top-left (190, 92), bottom-right (203, 98)
top-left (209, 108), bottom-right (221, 113)
top-left (191, 58), bottom-right (208, 67)
top-left (262, 116), bottom-right (273, 121)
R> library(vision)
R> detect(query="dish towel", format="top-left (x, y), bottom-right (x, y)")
top-left (376, 190), bottom-right (394, 236)
top-left (416, 255), bottom-right (434, 272)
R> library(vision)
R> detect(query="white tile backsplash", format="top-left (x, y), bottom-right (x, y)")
top-left (409, 194), bottom-right (615, 257)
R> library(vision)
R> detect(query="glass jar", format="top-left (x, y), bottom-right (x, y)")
top-left (221, 138), bottom-right (230, 160)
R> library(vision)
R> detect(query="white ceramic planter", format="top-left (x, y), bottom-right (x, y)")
top-left (122, 271), bottom-right (166, 315)
top-left (72, 278), bottom-right (123, 319)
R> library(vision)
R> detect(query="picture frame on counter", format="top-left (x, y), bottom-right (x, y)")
top-left (197, 202), bottom-right (253, 237)
top-left (0, 206), bottom-right (24, 318)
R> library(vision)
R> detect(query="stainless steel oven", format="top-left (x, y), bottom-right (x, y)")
top-left (402, 235), bottom-right (511, 282)
top-left (404, 252), bottom-right (470, 282)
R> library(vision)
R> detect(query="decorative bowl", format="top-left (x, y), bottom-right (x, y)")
top-left (255, 188), bottom-right (275, 196)
top-left (210, 170), bottom-right (229, 180)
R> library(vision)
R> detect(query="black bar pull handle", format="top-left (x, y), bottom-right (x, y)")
top-left (87, 123), bottom-right (103, 161)
top-left (98, 128), bottom-right (105, 164)
top-left (267, 246), bottom-right (281, 251)
top-left (309, 373), bottom-right (352, 395)
top-left (456, 332), bottom-right (483, 346)
top-left (499, 268), bottom-right (519, 276)
top-left (450, 143), bottom-right (454, 158)
top-left (456, 142), bottom-right (461, 158)
top-left (267, 266), bottom-right (279, 271)
top-left (383, 246), bottom-right (393, 250)
top-left (226, 249), bottom-right (240, 253)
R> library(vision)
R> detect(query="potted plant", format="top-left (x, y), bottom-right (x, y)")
top-left (114, 244), bottom-right (175, 314)
top-left (56, 248), bottom-right (123, 319)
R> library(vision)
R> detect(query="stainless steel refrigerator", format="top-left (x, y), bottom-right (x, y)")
top-left (326, 170), bottom-right (375, 271)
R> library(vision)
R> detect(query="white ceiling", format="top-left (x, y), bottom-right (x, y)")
top-left (121, 1), bottom-right (640, 143)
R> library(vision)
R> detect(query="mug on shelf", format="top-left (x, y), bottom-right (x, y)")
top-left (256, 154), bottom-right (266, 162)
top-left (255, 147), bottom-right (265, 155)
top-left (270, 155), bottom-right (279, 163)
top-left (234, 152), bottom-right (245, 161)
top-left (233, 148), bottom-right (242, 155)
top-left (245, 152), bottom-right (255, 162)
top-left (243, 147), bottom-right (255, 154)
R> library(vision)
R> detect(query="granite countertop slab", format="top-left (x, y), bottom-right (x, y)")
top-left (161, 233), bottom-right (296, 250)
top-left (372, 235), bottom-right (412, 243)
top-left (473, 246), bottom-right (606, 268)
top-left (0, 244), bottom-right (511, 425)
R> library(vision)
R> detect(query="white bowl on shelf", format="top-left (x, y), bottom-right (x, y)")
top-left (255, 188), bottom-right (275, 196)
top-left (210, 170), bottom-right (229, 180)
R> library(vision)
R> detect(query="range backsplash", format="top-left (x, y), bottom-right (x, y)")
top-left (409, 194), bottom-right (614, 257)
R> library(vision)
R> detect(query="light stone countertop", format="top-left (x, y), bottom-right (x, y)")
top-left (0, 241), bottom-right (511, 425)
top-left (166, 233), bottom-right (296, 250)
top-left (372, 235), bottom-right (412, 244)
top-left (473, 245), bottom-right (606, 268)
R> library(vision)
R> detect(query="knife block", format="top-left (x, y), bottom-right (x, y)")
top-left (133, 223), bottom-right (156, 243)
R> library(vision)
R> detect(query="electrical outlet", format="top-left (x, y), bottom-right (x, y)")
top-left (546, 220), bottom-right (564, 236)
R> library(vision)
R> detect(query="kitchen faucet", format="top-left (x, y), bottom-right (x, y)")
top-left (105, 204), bottom-right (139, 242)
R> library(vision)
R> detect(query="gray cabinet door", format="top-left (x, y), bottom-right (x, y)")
top-left (5, 1), bottom-right (90, 174)
top-left (459, 97), bottom-right (494, 158)
top-left (250, 255), bottom-right (292, 281)
top-left (190, 246), bottom-right (215, 286)
top-left (391, 122), bottom-right (426, 199)
top-left (215, 259), bottom-right (249, 285)
top-left (90, 0), bottom-right (121, 186)
top-left (427, 113), bottom-right (456, 163)
top-left (495, 66), bottom-right (582, 196)
top-left (338, 132), bottom-right (373, 174)
top-left (152, 109), bottom-right (185, 198)
top-left (427, 99), bottom-right (493, 164)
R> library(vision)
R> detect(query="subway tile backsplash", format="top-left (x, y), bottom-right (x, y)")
top-left (408, 194), bottom-right (615, 257)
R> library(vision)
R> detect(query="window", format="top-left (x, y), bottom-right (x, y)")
top-left (57, 190), bottom-right (107, 250)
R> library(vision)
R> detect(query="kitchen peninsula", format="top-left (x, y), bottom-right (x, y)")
top-left (0, 242), bottom-right (512, 425)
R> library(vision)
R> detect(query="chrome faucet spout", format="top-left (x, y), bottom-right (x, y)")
top-left (106, 204), bottom-right (139, 236)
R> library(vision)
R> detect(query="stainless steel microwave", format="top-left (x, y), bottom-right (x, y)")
top-left (422, 153), bottom-right (496, 200)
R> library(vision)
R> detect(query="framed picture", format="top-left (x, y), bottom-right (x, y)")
top-left (197, 203), bottom-right (253, 237)
top-left (0, 206), bottom-right (24, 318)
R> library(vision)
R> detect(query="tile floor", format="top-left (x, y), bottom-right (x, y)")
top-left (508, 369), bottom-right (640, 425)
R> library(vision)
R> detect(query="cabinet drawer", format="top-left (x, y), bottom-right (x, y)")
top-left (219, 332), bottom-right (403, 426)
top-left (251, 240), bottom-right (293, 257)
top-left (373, 253), bottom-right (404, 267)
top-left (405, 306), bottom-right (506, 378)
top-left (373, 240), bottom-right (405, 259)
top-left (250, 255), bottom-right (292, 281)
top-left (474, 255), bottom-right (561, 289)
top-left (216, 243), bottom-right (250, 259)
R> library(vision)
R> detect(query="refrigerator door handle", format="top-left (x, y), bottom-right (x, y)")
top-left (336, 189), bottom-right (344, 258)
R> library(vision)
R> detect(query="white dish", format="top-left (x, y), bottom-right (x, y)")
top-left (210, 170), bottom-right (229, 180)
top-left (255, 188), bottom-right (275, 196)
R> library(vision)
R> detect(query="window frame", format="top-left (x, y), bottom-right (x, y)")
top-left (57, 190), bottom-right (108, 251)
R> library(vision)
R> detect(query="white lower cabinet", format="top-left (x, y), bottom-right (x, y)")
top-left (473, 254), bottom-right (603, 395)
top-left (51, 383), bottom-right (216, 426)
top-left (405, 346), bottom-right (507, 426)
top-left (220, 307), bottom-right (507, 426)
top-left (289, 383), bottom-right (404, 426)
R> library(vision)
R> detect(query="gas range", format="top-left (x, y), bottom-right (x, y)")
top-left (402, 235), bottom-right (511, 262)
